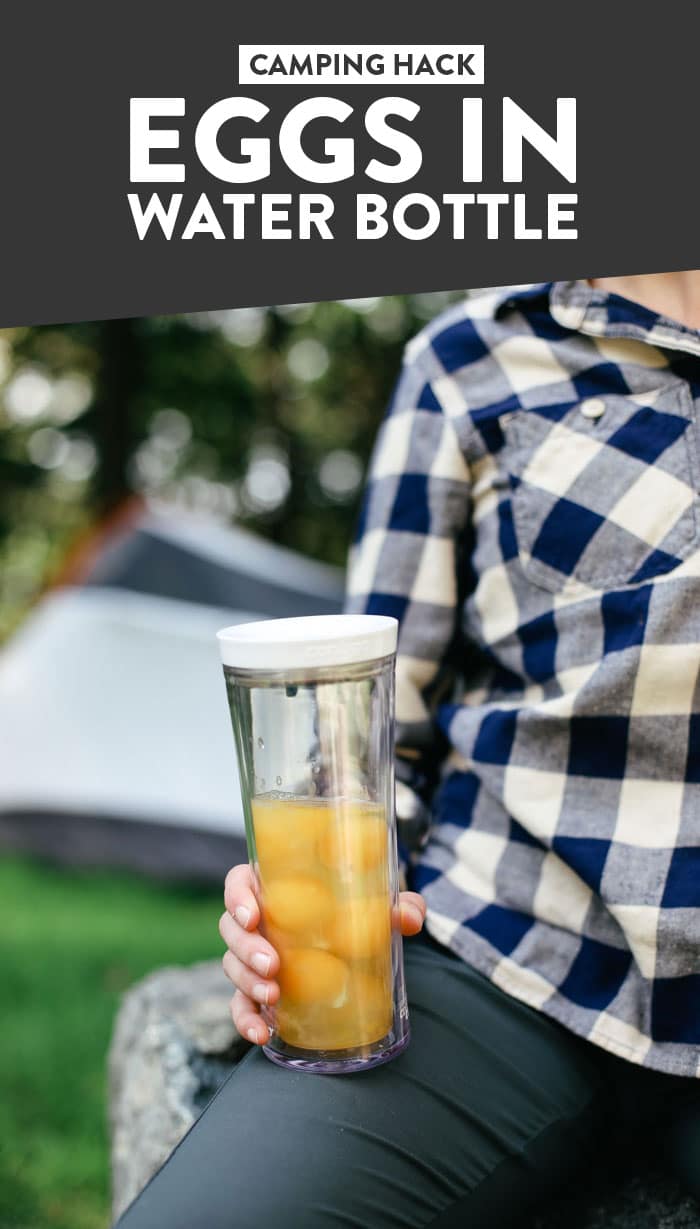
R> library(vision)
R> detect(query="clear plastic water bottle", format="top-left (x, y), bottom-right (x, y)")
top-left (217, 614), bottom-right (410, 1074)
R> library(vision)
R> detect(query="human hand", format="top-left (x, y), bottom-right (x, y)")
top-left (219, 863), bottom-right (426, 1045)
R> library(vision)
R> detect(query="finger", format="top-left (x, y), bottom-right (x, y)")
top-left (224, 864), bottom-right (261, 931)
top-left (401, 891), bottom-right (426, 917)
top-left (218, 910), bottom-right (280, 978)
top-left (231, 989), bottom-right (270, 1045)
top-left (223, 949), bottom-right (280, 1007)
top-left (399, 891), bottom-right (426, 936)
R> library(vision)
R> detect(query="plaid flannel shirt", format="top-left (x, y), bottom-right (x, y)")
top-left (346, 280), bottom-right (700, 1077)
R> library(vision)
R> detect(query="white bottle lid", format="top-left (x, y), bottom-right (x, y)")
top-left (217, 613), bottom-right (398, 672)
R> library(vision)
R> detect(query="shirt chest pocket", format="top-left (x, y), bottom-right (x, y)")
top-left (502, 383), bottom-right (700, 593)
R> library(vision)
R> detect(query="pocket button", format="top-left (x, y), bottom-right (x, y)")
top-left (580, 397), bottom-right (606, 420)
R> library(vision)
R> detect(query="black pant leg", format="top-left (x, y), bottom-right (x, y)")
top-left (667, 1108), bottom-right (700, 1201)
top-left (638, 1070), bottom-right (700, 1202)
top-left (115, 937), bottom-right (604, 1229)
top-left (564, 1040), bottom-right (700, 1207)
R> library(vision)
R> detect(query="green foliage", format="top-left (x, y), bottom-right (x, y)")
top-left (0, 294), bottom-right (464, 639)
top-left (0, 858), bottom-right (223, 1229)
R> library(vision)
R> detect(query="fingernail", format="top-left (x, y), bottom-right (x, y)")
top-left (247, 1027), bottom-right (259, 1044)
top-left (253, 982), bottom-right (269, 1004)
top-left (235, 906), bottom-right (251, 928)
top-left (251, 952), bottom-right (271, 976)
top-left (403, 904), bottom-right (423, 928)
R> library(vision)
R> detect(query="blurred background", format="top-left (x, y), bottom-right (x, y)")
top-left (0, 291), bottom-right (464, 1229)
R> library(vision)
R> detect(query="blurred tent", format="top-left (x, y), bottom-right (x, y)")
top-left (0, 502), bottom-right (344, 880)
top-left (77, 499), bottom-right (345, 616)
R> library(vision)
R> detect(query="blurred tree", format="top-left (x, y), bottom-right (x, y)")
top-left (92, 320), bottom-right (141, 512)
top-left (0, 293), bottom-right (465, 639)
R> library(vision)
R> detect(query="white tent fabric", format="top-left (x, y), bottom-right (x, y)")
top-left (0, 509), bottom-right (346, 877)
top-left (0, 587), bottom-right (252, 836)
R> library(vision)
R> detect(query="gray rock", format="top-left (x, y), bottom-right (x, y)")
top-left (109, 961), bottom-right (699, 1227)
top-left (108, 959), bottom-right (248, 1222)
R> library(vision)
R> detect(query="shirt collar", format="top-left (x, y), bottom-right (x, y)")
top-left (497, 279), bottom-right (700, 359)
top-left (492, 283), bottom-right (551, 316)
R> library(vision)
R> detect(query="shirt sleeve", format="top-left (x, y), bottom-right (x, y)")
top-left (344, 341), bottom-right (473, 879)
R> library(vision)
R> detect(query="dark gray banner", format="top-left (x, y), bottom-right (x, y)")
top-left (0, 0), bottom-right (697, 325)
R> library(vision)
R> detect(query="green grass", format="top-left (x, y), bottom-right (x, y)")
top-left (0, 857), bottom-right (224, 1229)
